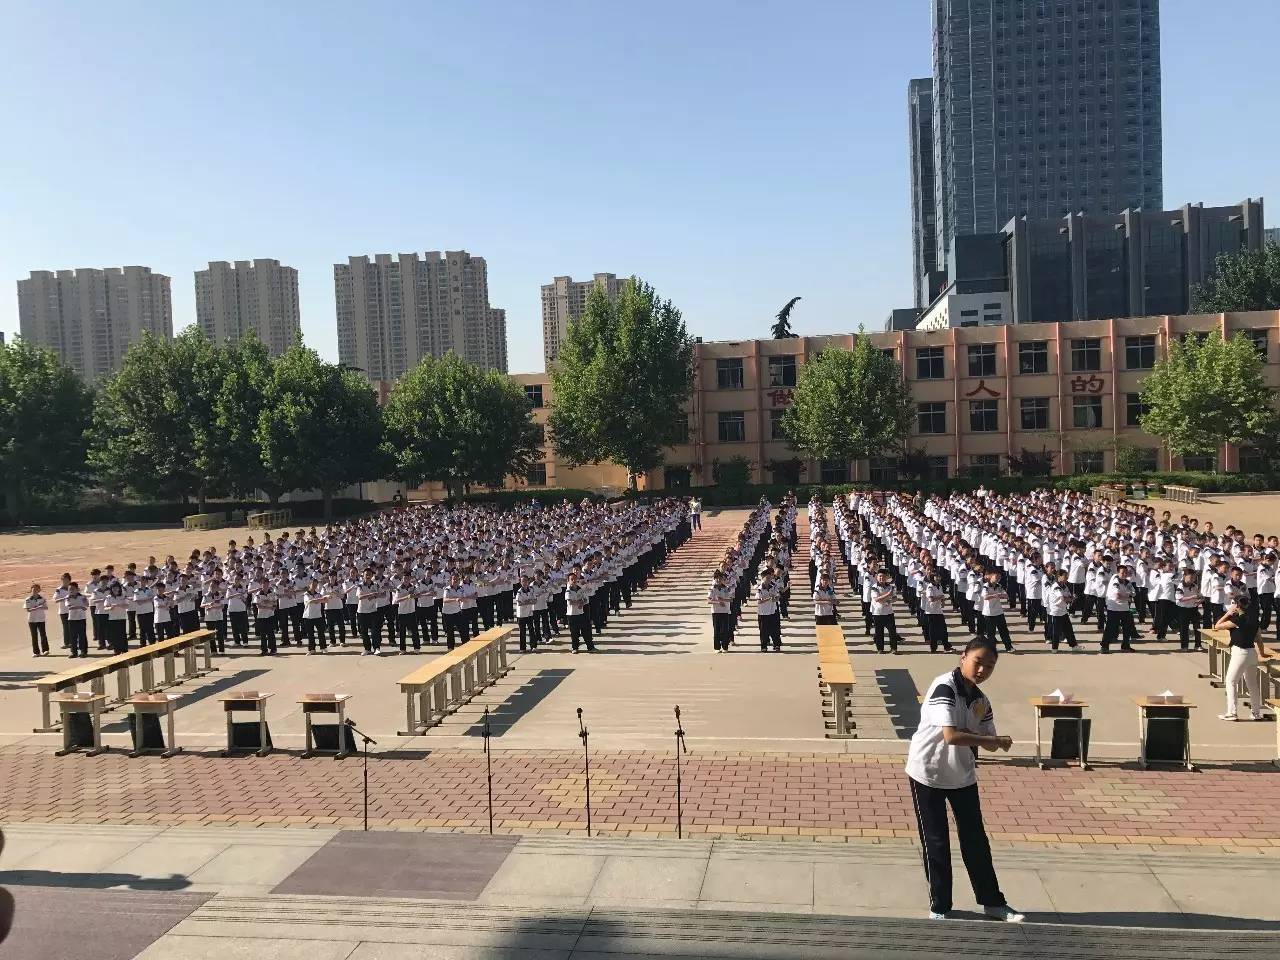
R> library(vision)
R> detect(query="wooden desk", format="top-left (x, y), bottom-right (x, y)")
top-left (299, 694), bottom-right (350, 758)
top-left (1028, 697), bottom-right (1090, 770)
top-left (1200, 628), bottom-right (1231, 687)
top-left (815, 624), bottom-right (856, 738)
top-left (52, 693), bottom-right (108, 756)
top-left (126, 693), bottom-right (181, 758)
top-left (221, 692), bottom-right (273, 756)
top-left (1132, 696), bottom-right (1196, 771)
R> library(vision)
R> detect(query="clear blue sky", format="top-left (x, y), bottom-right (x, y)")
top-left (1, 0), bottom-right (1276, 373)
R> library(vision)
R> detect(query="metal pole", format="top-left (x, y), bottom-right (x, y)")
top-left (344, 719), bottom-right (377, 832)
top-left (483, 707), bottom-right (494, 835)
top-left (577, 707), bottom-right (591, 837)
top-left (674, 705), bottom-right (688, 839)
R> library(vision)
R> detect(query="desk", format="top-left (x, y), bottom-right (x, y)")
top-left (126, 693), bottom-right (181, 758)
top-left (1028, 697), bottom-right (1090, 770)
top-left (53, 693), bottom-right (107, 756)
top-left (299, 694), bottom-right (350, 758)
top-left (1200, 628), bottom-right (1231, 687)
top-left (1132, 696), bottom-right (1196, 771)
top-left (221, 692), bottom-right (273, 756)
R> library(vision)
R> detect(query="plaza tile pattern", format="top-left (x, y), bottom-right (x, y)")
top-left (0, 745), bottom-right (1277, 851)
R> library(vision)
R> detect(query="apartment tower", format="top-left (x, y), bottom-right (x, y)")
top-left (540, 273), bottom-right (627, 367)
top-left (195, 259), bottom-right (301, 356)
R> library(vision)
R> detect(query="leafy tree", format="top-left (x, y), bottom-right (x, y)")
top-left (1006, 447), bottom-right (1056, 478)
top-left (214, 335), bottom-right (275, 500)
top-left (712, 455), bottom-right (754, 502)
top-left (772, 297), bottom-right (802, 339)
top-left (781, 336), bottom-right (914, 465)
top-left (0, 339), bottom-right (94, 520)
top-left (257, 345), bottom-right (385, 518)
top-left (90, 329), bottom-right (229, 509)
top-left (1139, 330), bottom-right (1278, 460)
top-left (382, 353), bottom-right (541, 499)
top-left (1192, 245), bottom-right (1280, 313)
top-left (550, 279), bottom-right (694, 489)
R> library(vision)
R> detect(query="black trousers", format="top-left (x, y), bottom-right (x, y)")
top-left (924, 613), bottom-right (952, 652)
top-left (416, 605), bottom-right (438, 644)
top-left (982, 614), bottom-right (1013, 652)
top-left (29, 621), bottom-right (49, 655)
top-left (1177, 606), bottom-right (1202, 649)
top-left (569, 613), bottom-right (596, 651)
top-left (1048, 614), bottom-right (1077, 649)
top-left (60, 612), bottom-right (69, 647)
top-left (909, 777), bottom-right (1006, 915)
top-left (397, 612), bottom-right (420, 651)
top-left (138, 611), bottom-right (156, 646)
top-left (257, 613), bottom-right (277, 655)
top-left (205, 618), bottom-right (227, 653)
top-left (1101, 610), bottom-right (1135, 651)
top-left (758, 612), bottom-right (781, 650)
top-left (229, 610), bottom-right (249, 646)
top-left (872, 613), bottom-right (900, 652)
top-left (67, 618), bottom-right (88, 656)
top-left (358, 611), bottom-right (380, 651)
top-left (518, 615), bottom-right (541, 651)
top-left (304, 616), bottom-right (329, 651)
top-left (1152, 599), bottom-right (1174, 639)
top-left (443, 611), bottom-right (462, 649)
top-left (712, 611), bottom-right (732, 650)
top-left (324, 609), bottom-right (347, 643)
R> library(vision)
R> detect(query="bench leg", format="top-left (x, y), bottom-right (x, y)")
top-left (163, 652), bottom-right (177, 686)
top-left (447, 667), bottom-right (464, 711)
top-left (141, 659), bottom-right (155, 692)
top-left (116, 666), bottom-right (131, 705)
top-left (496, 636), bottom-right (509, 673)
top-left (36, 690), bottom-right (54, 733)
top-left (400, 690), bottom-right (419, 738)
top-left (91, 675), bottom-right (106, 698)
top-left (430, 679), bottom-right (447, 724)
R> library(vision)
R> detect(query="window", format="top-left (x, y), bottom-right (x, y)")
top-left (526, 463), bottom-right (547, 486)
top-left (1183, 453), bottom-right (1217, 471)
top-left (916, 346), bottom-right (945, 380)
top-left (925, 455), bottom-right (950, 481)
top-left (1126, 448), bottom-right (1159, 472)
top-left (1125, 334), bottom-right (1156, 370)
top-left (1018, 341), bottom-right (1048, 374)
top-left (767, 354), bottom-right (797, 387)
top-left (1125, 393), bottom-right (1149, 427)
top-left (917, 401), bottom-right (946, 434)
top-left (717, 411), bottom-right (746, 443)
top-left (524, 384), bottom-right (544, 408)
top-left (671, 416), bottom-right (690, 445)
top-left (968, 454), bottom-right (1002, 478)
top-left (1072, 395), bottom-right (1103, 429)
top-left (1073, 451), bottom-right (1104, 474)
top-left (968, 399), bottom-right (999, 432)
top-left (867, 457), bottom-right (897, 484)
top-left (663, 465), bottom-right (692, 490)
top-left (1239, 447), bottom-right (1269, 473)
top-left (532, 423), bottom-right (547, 443)
top-left (1241, 329), bottom-right (1268, 361)
top-left (716, 358), bottom-right (744, 389)
top-left (1071, 338), bottom-right (1101, 371)
top-left (968, 343), bottom-right (997, 377)
top-left (821, 459), bottom-right (852, 484)
top-left (769, 408), bottom-right (787, 441)
top-left (1020, 397), bottom-right (1050, 430)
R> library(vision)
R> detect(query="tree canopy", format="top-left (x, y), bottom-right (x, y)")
top-left (1192, 244), bottom-right (1280, 313)
top-left (780, 336), bottom-right (914, 464)
top-left (1139, 330), bottom-right (1278, 459)
top-left (549, 279), bottom-right (693, 487)
top-left (382, 353), bottom-right (541, 498)
top-left (0, 339), bottom-right (95, 520)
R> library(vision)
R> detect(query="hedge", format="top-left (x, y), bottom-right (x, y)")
top-left (0, 497), bottom-right (377, 528)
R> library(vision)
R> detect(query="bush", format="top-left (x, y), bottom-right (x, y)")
top-left (0, 498), bottom-right (378, 528)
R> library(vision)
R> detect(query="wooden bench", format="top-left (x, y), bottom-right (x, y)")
top-left (396, 625), bottom-right (513, 736)
top-left (1201, 627), bottom-right (1279, 708)
top-left (182, 511), bottom-right (225, 531)
top-left (815, 623), bottom-right (856, 738)
top-left (32, 629), bottom-right (215, 733)
top-left (1164, 484), bottom-right (1200, 504)
top-left (248, 509), bottom-right (292, 530)
top-left (1091, 486), bottom-right (1126, 505)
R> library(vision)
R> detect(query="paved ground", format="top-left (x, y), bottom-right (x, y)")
top-left (2, 822), bottom-right (1278, 959)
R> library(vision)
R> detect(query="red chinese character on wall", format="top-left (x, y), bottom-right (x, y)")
top-left (1070, 375), bottom-right (1105, 394)
top-left (963, 379), bottom-right (1001, 398)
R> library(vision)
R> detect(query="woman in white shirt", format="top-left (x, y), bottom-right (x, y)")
top-left (303, 584), bottom-right (330, 654)
top-left (515, 577), bottom-right (540, 652)
top-left (65, 582), bottom-right (90, 658)
top-left (104, 583), bottom-right (130, 654)
top-left (201, 587), bottom-right (227, 654)
top-left (25, 584), bottom-right (49, 657)
top-left (225, 578), bottom-right (249, 647)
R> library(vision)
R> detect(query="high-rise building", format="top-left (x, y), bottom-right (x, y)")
top-left (334, 250), bottom-right (506, 381)
top-left (194, 259), bottom-right (300, 356)
top-left (540, 273), bottom-right (627, 367)
top-left (487, 308), bottom-right (509, 374)
top-left (1265, 227), bottom-right (1280, 248)
top-left (17, 266), bottom-right (172, 379)
top-left (928, 0), bottom-right (1163, 284)
top-left (907, 78), bottom-right (940, 311)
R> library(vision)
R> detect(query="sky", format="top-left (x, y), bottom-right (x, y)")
top-left (1, 0), bottom-right (1277, 374)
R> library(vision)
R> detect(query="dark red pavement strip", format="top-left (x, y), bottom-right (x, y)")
top-left (0, 886), bottom-right (210, 960)
top-left (272, 830), bottom-right (518, 899)
top-left (2, 746), bottom-right (1279, 844)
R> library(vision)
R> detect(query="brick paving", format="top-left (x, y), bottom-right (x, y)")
top-left (1, 744), bottom-right (1277, 850)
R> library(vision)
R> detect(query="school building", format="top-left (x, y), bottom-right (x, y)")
top-left (496, 309), bottom-right (1280, 495)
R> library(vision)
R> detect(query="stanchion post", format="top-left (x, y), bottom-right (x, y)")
top-left (577, 707), bottom-right (592, 837)
top-left (674, 705), bottom-right (688, 839)
top-left (345, 719), bottom-right (377, 832)
top-left (483, 707), bottom-right (494, 835)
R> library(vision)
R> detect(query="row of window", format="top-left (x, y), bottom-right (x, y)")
top-left (711, 330), bottom-right (1271, 389)
top-left (915, 395), bottom-right (1148, 434)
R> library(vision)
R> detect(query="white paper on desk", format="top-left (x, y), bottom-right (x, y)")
top-left (1047, 688), bottom-right (1073, 703)
top-left (1157, 689), bottom-right (1183, 704)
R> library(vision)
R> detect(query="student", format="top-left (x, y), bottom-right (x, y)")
top-left (1044, 571), bottom-right (1077, 651)
top-left (325, 576), bottom-right (349, 646)
top-left (813, 573), bottom-right (838, 626)
top-left (441, 575), bottom-right (465, 650)
top-left (133, 577), bottom-right (156, 646)
top-left (979, 570), bottom-right (1014, 653)
top-left (303, 583), bottom-right (330, 654)
top-left (276, 579), bottom-right (298, 647)
top-left (689, 496), bottom-right (702, 531)
top-left (25, 584), bottom-right (49, 657)
top-left (906, 639), bottom-right (1024, 923)
top-left (393, 575), bottom-right (420, 653)
top-left (105, 582), bottom-right (131, 654)
top-left (756, 569), bottom-right (782, 652)
top-left (1101, 565), bottom-right (1137, 654)
top-left (920, 572), bottom-right (955, 654)
top-left (64, 582), bottom-right (90, 658)
top-left (90, 572), bottom-right (111, 649)
top-left (226, 577), bottom-right (250, 647)
top-left (515, 577), bottom-right (541, 652)
top-left (53, 574), bottom-right (72, 650)
top-left (870, 570), bottom-right (903, 654)
top-left (1214, 597), bottom-right (1269, 722)
top-left (565, 572), bottom-right (597, 653)
top-left (1174, 569), bottom-right (1203, 651)
top-left (356, 572), bottom-right (384, 655)
top-left (415, 573), bottom-right (438, 646)
top-left (201, 586), bottom-right (227, 655)
top-left (175, 574), bottom-right (200, 635)
top-left (152, 585), bottom-right (174, 642)
top-left (707, 571), bottom-right (734, 651)
top-left (252, 578), bottom-right (279, 657)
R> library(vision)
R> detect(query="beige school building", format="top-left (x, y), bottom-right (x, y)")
top-left (407, 309), bottom-right (1280, 499)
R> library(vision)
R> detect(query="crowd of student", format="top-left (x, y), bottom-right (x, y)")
top-left (22, 498), bottom-right (693, 661)
top-left (706, 495), bottom-right (797, 651)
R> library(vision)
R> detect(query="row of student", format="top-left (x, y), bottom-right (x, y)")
top-left (707, 497), bottom-right (792, 651)
top-left (25, 497), bottom-right (691, 659)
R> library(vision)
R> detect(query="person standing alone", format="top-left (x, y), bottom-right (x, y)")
top-left (906, 639), bottom-right (1025, 923)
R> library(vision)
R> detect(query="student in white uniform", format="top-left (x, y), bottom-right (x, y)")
top-left (906, 639), bottom-right (1023, 923)
top-left (25, 584), bottom-right (49, 657)
top-left (515, 577), bottom-right (540, 652)
top-left (65, 582), bottom-right (90, 658)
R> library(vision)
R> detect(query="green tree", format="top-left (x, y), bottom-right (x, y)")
top-left (90, 329), bottom-right (229, 508)
top-left (382, 353), bottom-right (541, 499)
top-left (214, 335), bottom-right (275, 500)
top-left (550, 279), bottom-right (694, 489)
top-left (781, 336), bottom-right (914, 466)
top-left (1139, 330), bottom-right (1278, 461)
top-left (1192, 245), bottom-right (1280, 313)
top-left (0, 339), bottom-right (95, 520)
top-left (257, 345), bottom-right (385, 518)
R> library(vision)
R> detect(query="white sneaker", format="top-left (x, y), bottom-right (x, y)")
top-left (984, 905), bottom-right (1025, 923)
top-left (928, 910), bottom-right (951, 920)
top-left (1218, 713), bottom-right (1238, 721)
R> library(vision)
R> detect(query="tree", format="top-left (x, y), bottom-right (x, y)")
top-left (550, 279), bottom-right (694, 489)
top-left (1006, 447), bottom-right (1056, 478)
top-left (382, 353), bottom-right (541, 499)
top-left (0, 339), bottom-right (94, 520)
top-left (214, 335), bottom-right (275, 500)
top-left (257, 345), bottom-right (385, 518)
top-left (781, 336), bottom-right (914, 466)
top-left (772, 297), bottom-right (802, 339)
top-left (1139, 330), bottom-right (1278, 461)
top-left (90, 329), bottom-right (229, 509)
top-left (1192, 245), bottom-right (1280, 313)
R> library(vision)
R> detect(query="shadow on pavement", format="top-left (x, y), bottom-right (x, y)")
top-left (465, 668), bottom-right (574, 737)
top-left (0, 870), bottom-right (191, 891)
